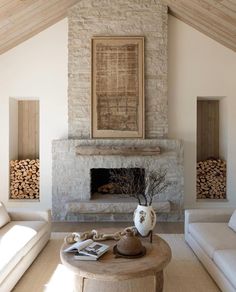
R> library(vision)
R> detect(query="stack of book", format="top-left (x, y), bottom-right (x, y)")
top-left (64, 239), bottom-right (109, 261)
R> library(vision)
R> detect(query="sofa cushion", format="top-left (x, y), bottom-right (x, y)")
top-left (188, 223), bottom-right (236, 258)
top-left (214, 249), bottom-right (236, 289)
top-left (0, 202), bottom-right (10, 228)
top-left (0, 220), bottom-right (49, 284)
top-left (228, 210), bottom-right (236, 232)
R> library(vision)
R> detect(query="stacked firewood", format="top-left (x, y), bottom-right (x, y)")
top-left (98, 183), bottom-right (121, 194)
top-left (197, 158), bottom-right (226, 199)
top-left (10, 159), bottom-right (40, 200)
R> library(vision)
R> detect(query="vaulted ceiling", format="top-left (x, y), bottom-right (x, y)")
top-left (0, 0), bottom-right (235, 55)
top-left (0, 0), bottom-right (79, 55)
top-left (164, 0), bottom-right (236, 52)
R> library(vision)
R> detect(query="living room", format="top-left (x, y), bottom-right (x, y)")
top-left (0, 0), bottom-right (236, 291)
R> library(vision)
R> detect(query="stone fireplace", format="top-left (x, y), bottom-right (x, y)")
top-left (52, 139), bottom-right (183, 221)
top-left (52, 0), bottom-right (184, 221)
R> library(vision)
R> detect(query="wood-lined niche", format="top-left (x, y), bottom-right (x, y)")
top-left (18, 100), bottom-right (39, 159)
top-left (9, 98), bottom-right (40, 200)
top-left (196, 98), bottom-right (226, 200)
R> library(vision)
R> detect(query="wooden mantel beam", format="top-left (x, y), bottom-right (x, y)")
top-left (76, 145), bottom-right (161, 156)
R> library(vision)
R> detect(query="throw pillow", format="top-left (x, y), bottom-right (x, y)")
top-left (228, 210), bottom-right (236, 232)
top-left (0, 201), bottom-right (11, 228)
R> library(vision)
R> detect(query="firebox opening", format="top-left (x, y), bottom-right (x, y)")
top-left (90, 168), bottom-right (145, 196)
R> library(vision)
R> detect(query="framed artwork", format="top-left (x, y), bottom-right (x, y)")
top-left (91, 36), bottom-right (144, 138)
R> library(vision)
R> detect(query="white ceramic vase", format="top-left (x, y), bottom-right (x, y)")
top-left (133, 205), bottom-right (157, 236)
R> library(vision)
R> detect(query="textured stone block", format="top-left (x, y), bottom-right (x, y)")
top-left (52, 139), bottom-right (184, 221)
top-left (68, 0), bottom-right (168, 138)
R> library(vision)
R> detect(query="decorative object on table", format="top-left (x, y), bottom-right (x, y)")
top-left (65, 230), bottom-right (95, 244)
top-left (60, 232), bottom-right (172, 292)
top-left (114, 229), bottom-right (146, 259)
top-left (110, 166), bottom-right (171, 237)
top-left (64, 238), bottom-right (109, 261)
top-left (113, 245), bottom-right (146, 259)
top-left (64, 226), bottom-right (138, 244)
top-left (91, 36), bottom-right (144, 139)
top-left (134, 205), bottom-right (156, 238)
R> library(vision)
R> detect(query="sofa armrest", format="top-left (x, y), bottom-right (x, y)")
top-left (8, 209), bottom-right (51, 222)
top-left (185, 208), bottom-right (234, 235)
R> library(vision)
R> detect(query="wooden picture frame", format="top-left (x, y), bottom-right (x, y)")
top-left (91, 36), bottom-right (144, 138)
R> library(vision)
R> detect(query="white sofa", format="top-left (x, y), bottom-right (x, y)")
top-left (185, 208), bottom-right (236, 292)
top-left (0, 208), bottom-right (51, 292)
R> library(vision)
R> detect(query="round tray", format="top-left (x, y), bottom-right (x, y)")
top-left (113, 245), bottom-right (146, 259)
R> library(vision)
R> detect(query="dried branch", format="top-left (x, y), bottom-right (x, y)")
top-left (110, 167), bottom-right (171, 206)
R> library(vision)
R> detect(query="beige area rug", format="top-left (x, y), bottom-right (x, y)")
top-left (13, 233), bottom-right (220, 292)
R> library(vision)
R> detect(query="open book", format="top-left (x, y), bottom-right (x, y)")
top-left (64, 239), bottom-right (109, 261)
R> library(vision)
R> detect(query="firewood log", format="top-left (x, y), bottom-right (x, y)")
top-left (197, 158), bottom-right (226, 199)
top-left (9, 159), bottom-right (40, 200)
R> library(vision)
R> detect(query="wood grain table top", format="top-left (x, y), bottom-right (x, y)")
top-left (60, 230), bottom-right (172, 281)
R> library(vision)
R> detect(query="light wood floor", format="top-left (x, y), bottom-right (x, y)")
top-left (52, 222), bottom-right (184, 234)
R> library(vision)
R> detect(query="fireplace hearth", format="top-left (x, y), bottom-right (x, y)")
top-left (52, 139), bottom-right (184, 221)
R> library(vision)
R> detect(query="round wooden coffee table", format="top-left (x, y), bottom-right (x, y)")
top-left (60, 230), bottom-right (171, 292)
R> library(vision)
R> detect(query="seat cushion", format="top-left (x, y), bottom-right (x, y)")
top-left (0, 220), bottom-right (49, 283)
top-left (214, 249), bottom-right (236, 289)
top-left (0, 202), bottom-right (10, 228)
top-left (228, 210), bottom-right (236, 232)
top-left (188, 223), bottom-right (236, 258)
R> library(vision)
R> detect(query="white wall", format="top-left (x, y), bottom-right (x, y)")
top-left (168, 15), bottom-right (236, 209)
top-left (0, 19), bottom-right (68, 210)
top-left (1, 15), bottom-right (236, 213)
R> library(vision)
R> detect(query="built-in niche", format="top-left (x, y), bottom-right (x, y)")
top-left (197, 97), bottom-right (227, 200)
top-left (9, 98), bottom-right (40, 200)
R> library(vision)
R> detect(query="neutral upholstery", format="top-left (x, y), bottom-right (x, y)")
top-left (185, 208), bottom-right (236, 292)
top-left (0, 209), bottom-right (51, 292)
top-left (0, 221), bottom-right (48, 284)
top-left (0, 202), bottom-right (10, 228)
top-left (228, 210), bottom-right (236, 232)
top-left (214, 250), bottom-right (236, 290)
top-left (189, 222), bottom-right (236, 258)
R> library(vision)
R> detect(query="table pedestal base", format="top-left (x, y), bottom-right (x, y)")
top-left (77, 271), bottom-right (164, 292)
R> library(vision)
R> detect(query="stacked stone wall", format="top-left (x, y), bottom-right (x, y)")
top-left (68, 0), bottom-right (168, 138)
